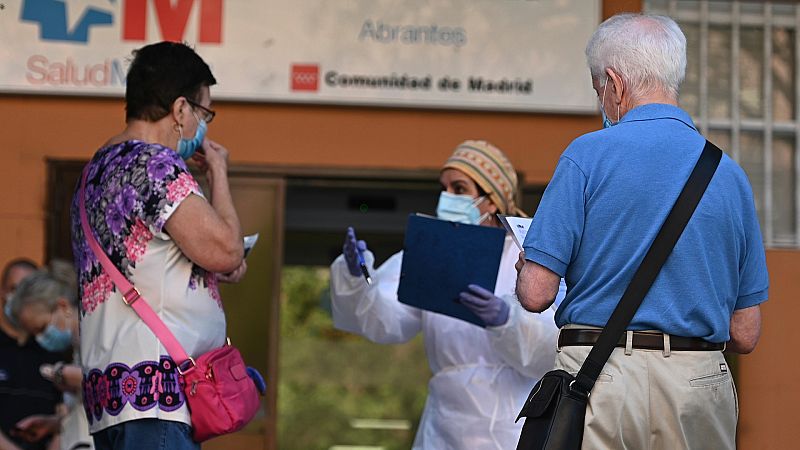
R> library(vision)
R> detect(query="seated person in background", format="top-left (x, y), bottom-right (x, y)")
top-left (8, 261), bottom-right (93, 450)
top-left (0, 258), bottom-right (62, 450)
top-left (330, 140), bottom-right (566, 450)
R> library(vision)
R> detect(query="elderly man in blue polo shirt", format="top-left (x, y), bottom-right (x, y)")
top-left (515, 13), bottom-right (769, 450)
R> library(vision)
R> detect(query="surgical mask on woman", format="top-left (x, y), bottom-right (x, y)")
top-left (36, 314), bottom-right (73, 352)
top-left (436, 191), bottom-right (489, 225)
top-left (176, 111), bottom-right (207, 159)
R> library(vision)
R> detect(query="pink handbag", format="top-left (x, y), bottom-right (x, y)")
top-left (79, 169), bottom-right (260, 442)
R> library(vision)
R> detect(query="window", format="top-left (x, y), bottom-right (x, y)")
top-left (646, 0), bottom-right (800, 247)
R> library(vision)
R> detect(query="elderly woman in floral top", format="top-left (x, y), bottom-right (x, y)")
top-left (69, 42), bottom-right (246, 450)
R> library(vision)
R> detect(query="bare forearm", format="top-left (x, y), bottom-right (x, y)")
top-left (60, 365), bottom-right (84, 393)
top-left (727, 305), bottom-right (762, 354)
top-left (515, 262), bottom-right (560, 313)
top-left (208, 167), bottom-right (243, 254)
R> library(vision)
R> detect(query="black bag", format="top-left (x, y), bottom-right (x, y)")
top-left (515, 141), bottom-right (723, 450)
top-left (515, 370), bottom-right (587, 450)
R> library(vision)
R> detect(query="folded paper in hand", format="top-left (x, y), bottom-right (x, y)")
top-left (243, 233), bottom-right (259, 258)
top-left (497, 214), bottom-right (532, 251)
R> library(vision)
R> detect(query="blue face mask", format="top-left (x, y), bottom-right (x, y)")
top-left (36, 313), bottom-right (73, 352)
top-left (436, 191), bottom-right (488, 225)
top-left (176, 112), bottom-right (207, 160)
top-left (600, 105), bottom-right (614, 129)
top-left (599, 76), bottom-right (618, 129)
top-left (3, 297), bottom-right (14, 325)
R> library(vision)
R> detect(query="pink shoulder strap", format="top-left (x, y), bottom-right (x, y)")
top-left (79, 167), bottom-right (191, 366)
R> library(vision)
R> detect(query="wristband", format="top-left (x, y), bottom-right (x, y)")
top-left (52, 362), bottom-right (66, 388)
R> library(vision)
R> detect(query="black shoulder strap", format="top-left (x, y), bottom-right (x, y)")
top-left (572, 140), bottom-right (723, 396)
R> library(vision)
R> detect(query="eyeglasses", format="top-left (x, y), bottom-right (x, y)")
top-left (186, 99), bottom-right (216, 123)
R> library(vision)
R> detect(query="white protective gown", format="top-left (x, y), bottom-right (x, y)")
top-left (330, 236), bottom-right (566, 450)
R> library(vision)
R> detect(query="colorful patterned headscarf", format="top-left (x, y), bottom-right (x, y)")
top-left (442, 140), bottom-right (526, 216)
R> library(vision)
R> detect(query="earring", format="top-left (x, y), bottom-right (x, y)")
top-left (174, 122), bottom-right (185, 140)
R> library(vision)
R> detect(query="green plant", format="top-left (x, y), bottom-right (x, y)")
top-left (278, 266), bottom-right (430, 450)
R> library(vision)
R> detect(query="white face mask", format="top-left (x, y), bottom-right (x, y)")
top-left (436, 191), bottom-right (489, 225)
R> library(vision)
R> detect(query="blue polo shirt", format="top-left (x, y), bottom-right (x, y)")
top-left (523, 103), bottom-right (769, 343)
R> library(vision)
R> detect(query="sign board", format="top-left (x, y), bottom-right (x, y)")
top-left (0, 0), bottom-right (600, 113)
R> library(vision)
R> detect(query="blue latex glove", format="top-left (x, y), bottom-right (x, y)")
top-left (343, 227), bottom-right (368, 277)
top-left (459, 284), bottom-right (510, 327)
top-left (247, 366), bottom-right (266, 396)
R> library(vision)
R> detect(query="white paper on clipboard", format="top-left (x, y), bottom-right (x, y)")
top-left (497, 214), bottom-right (533, 251)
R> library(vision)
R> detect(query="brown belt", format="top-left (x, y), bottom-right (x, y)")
top-left (558, 329), bottom-right (725, 351)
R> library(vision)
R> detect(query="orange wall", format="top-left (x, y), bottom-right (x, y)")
top-left (737, 249), bottom-right (800, 449)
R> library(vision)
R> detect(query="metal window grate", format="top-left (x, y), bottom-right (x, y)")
top-left (646, 0), bottom-right (800, 248)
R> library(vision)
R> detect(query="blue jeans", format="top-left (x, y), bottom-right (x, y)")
top-left (92, 419), bottom-right (199, 450)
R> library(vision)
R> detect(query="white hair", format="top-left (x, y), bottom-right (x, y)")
top-left (7, 260), bottom-right (77, 322)
top-left (586, 13), bottom-right (687, 100)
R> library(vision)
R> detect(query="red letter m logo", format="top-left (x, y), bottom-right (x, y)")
top-left (123, 0), bottom-right (223, 44)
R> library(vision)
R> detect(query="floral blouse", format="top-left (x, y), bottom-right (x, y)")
top-left (70, 141), bottom-right (226, 433)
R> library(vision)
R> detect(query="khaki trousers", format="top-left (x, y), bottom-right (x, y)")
top-left (555, 332), bottom-right (738, 450)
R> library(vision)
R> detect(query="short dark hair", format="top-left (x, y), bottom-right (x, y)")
top-left (125, 41), bottom-right (217, 122)
top-left (1, 258), bottom-right (37, 287)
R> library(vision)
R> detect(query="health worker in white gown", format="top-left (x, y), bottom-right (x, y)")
top-left (330, 141), bottom-right (566, 450)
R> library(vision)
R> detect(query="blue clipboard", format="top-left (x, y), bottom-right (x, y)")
top-left (397, 214), bottom-right (506, 327)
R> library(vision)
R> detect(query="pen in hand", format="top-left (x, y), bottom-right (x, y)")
top-left (347, 227), bottom-right (373, 285)
top-left (356, 243), bottom-right (372, 285)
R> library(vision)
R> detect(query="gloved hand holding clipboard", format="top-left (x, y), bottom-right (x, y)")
top-left (397, 214), bottom-right (506, 327)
